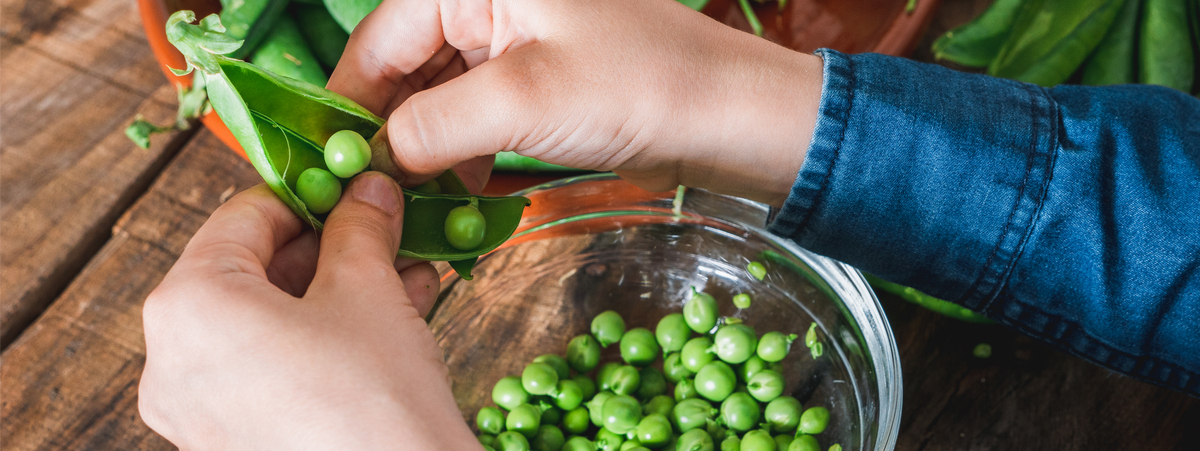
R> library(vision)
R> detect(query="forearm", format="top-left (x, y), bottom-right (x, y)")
top-left (769, 49), bottom-right (1200, 395)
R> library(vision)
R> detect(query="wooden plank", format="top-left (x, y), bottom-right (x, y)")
top-left (879, 292), bottom-right (1200, 451)
top-left (0, 130), bottom-right (261, 451)
top-left (0, 0), bottom-right (191, 346)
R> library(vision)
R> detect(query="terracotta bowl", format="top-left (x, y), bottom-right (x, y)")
top-left (138, 0), bottom-right (940, 158)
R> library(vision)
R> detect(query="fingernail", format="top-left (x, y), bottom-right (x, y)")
top-left (349, 172), bottom-right (401, 215)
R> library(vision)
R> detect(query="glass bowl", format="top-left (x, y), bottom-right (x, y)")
top-left (428, 174), bottom-right (902, 451)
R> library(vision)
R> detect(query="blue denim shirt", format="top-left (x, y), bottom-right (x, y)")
top-left (769, 49), bottom-right (1200, 396)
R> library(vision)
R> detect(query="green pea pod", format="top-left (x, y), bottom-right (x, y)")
top-left (931, 0), bottom-right (1027, 68)
top-left (988, 0), bottom-right (1126, 86)
top-left (250, 15), bottom-right (329, 86)
top-left (291, 3), bottom-right (349, 70)
top-left (323, 0), bottom-right (383, 33)
top-left (1140, 0), bottom-right (1194, 93)
top-left (493, 152), bottom-right (582, 173)
top-left (292, 0), bottom-right (323, 4)
top-left (863, 274), bottom-right (994, 323)
top-left (219, 0), bottom-right (289, 59)
top-left (1081, 0), bottom-right (1142, 85)
top-left (676, 0), bottom-right (713, 11)
top-left (166, 11), bottom-right (530, 279)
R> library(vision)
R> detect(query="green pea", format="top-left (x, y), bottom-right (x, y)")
top-left (620, 441), bottom-right (647, 451)
top-left (719, 392), bottom-right (760, 432)
top-left (563, 436), bottom-right (597, 451)
top-left (412, 179), bottom-right (441, 194)
top-left (774, 435), bottom-right (793, 450)
top-left (721, 436), bottom-right (741, 451)
top-left (485, 445), bottom-right (497, 451)
top-left (496, 430), bottom-right (532, 451)
top-left (636, 367), bottom-right (667, 400)
top-left (739, 355), bottom-right (783, 382)
top-left (676, 428), bottom-right (715, 451)
top-left (553, 379), bottom-right (585, 410)
top-left (681, 337), bottom-right (716, 372)
top-left (597, 362), bottom-right (623, 391)
top-left (827, 444), bottom-right (841, 451)
top-left (672, 398), bottom-right (718, 432)
top-left (572, 375), bottom-right (597, 401)
top-left (695, 361), bottom-right (737, 402)
top-left (706, 422), bottom-right (729, 443)
top-left (540, 407), bottom-right (562, 426)
top-left (609, 365), bottom-right (641, 396)
top-left (643, 394), bottom-right (676, 417)
top-left (746, 262), bottom-right (767, 281)
top-left (763, 397), bottom-right (802, 433)
top-left (655, 313), bottom-right (692, 354)
top-left (534, 354), bottom-right (572, 380)
top-left (633, 414), bottom-right (673, 447)
top-left (620, 328), bottom-right (660, 367)
top-left (787, 435), bottom-right (819, 451)
top-left (596, 427), bottom-right (624, 451)
top-left (523, 362), bottom-right (560, 396)
top-left (592, 310), bottom-right (626, 348)
top-left (507, 403), bottom-right (542, 438)
top-left (664, 352), bottom-right (695, 383)
top-left (493, 376), bottom-right (530, 411)
top-left (756, 332), bottom-right (797, 363)
top-left (973, 343), bottom-right (992, 358)
top-left (675, 378), bottom-right (700, 401)
top-left (732, 293), bottom-right (752, 309)
top-left (532, 424), bottom-right (565, 451)
top-left (563, 406), bottom-right (590, 434)
top-left (478, 406), bottom-right (506, 435)
top-left (445, 204), bottom-right (487, 250)
top-left (798, 407), bottom-right (830, 435)
top-left (747, 370), bottom-right (784, 402)
top-left (323, 129), bottom-right (370, 178)
top-left (567, 335), bottom-right (601, 373)
top-left (480, 434), bottom-right (497, 447)
top-left (588, 391), bottom-right (615, 427)
top-left (684, 289), bottom-right (719, 333)
top-left (295, 167), bottom-right (341, 214)
top-left (713, 324), bottom-right (758, 364)
top-left (601, 394), bottom-right (643, 434)
top-left (739, 430), bottom-right (774, 451)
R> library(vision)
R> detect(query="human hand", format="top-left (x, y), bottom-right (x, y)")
top-left (329, 0), bottom-right (824, 206)
top-left (139, 173), bottom-right (478, 450)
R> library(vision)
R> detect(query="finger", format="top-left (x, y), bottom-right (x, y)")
top-left (376, 45), bottom-right (556, 180)
top-left (327, 0), bottom-right (496, 115)
top-left (174, 184), bottom-right (305, 280)
top-left (399, 262), bottom-right (440, 317)
top-left (309, 172), bottom-right (406, 296)
top-left (265, 230), bottom-right (320, 297)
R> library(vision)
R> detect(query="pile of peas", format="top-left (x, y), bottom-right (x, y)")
top-left (296, 130), bottom-right (487, 251)
top-left (476, 289), bottom-right (840, 451)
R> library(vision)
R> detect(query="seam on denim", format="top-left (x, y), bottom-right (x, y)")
top-left (791, 52), bottom-right (856, 236)
top-left (995, 295), bottom-right (1199, 397)
top-left (957, 83), bottom-right (1054, 312)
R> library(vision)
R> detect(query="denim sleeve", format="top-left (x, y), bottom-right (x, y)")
top-left (769, 49), bottom-right (1200, 396)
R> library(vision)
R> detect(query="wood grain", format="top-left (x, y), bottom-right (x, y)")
top-left (0, 130), bottom-right (260, 451)
top-left (0, 0), bottom-right (194, 346)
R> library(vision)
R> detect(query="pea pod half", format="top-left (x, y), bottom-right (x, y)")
top-left (1139, 0), bottom-right (1194, 93)
top-left (931, 0), bottom-right (1027, 68)
top-left (988, 0), bottom-right (1126, 86)
top-left (165, 11), bottom-right (530, 279)
top-left (1081, 0), bottom-right (1142, 86)
top-left (323, 0), bottom-right (383, 33)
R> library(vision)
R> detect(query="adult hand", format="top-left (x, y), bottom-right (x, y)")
top-left (328, 0), bottom-right (824, 206)
top-left (139, 174), bottom-right (477, 450)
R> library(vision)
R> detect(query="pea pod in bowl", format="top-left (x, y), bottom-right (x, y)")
top-left (165, 10), bottom-right (530, 280)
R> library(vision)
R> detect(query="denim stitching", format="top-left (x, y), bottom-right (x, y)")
top-left (793, 53), bottom-right (856, 235)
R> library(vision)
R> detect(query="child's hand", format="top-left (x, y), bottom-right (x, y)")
top-left (139, 174), bottom-right (479, 450)
top-left (328, 0), bottom-right (824, 206)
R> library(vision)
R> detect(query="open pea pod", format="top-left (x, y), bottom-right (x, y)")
top-left (165, 11), bottom-right (530, 279)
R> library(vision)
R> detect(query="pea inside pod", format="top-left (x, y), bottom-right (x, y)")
top-left (165, 11), bottom-right (529, 280)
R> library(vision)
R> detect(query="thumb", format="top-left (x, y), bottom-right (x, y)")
top-left (370, 45), bottom-right (552, 184)
top-left (310, 172), bottom-right (405, 295)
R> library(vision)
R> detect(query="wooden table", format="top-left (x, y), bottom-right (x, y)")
top-left (2, 1), bottom-right (1196, 449)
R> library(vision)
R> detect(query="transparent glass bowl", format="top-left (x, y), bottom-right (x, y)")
top-left (428, 174), bottom-right (901, 451)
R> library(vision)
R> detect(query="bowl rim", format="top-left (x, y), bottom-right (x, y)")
top-left (507, 173), bottom-right (903, 451)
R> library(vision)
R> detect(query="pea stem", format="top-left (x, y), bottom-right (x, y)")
top-left (736, 0), bottom-right (764, 37)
